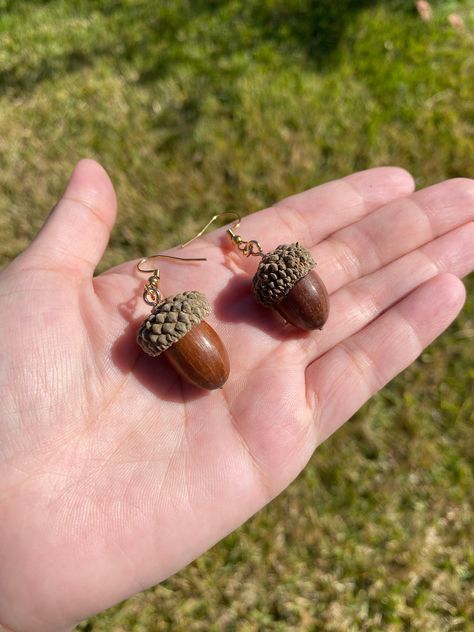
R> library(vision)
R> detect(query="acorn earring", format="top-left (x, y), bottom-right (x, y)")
top-left (136, 254), bottom-right (230, 390)
top-left (182, 213), bottom-right (329, 331)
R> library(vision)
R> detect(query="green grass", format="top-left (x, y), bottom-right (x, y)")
top-left (1, 0), bottom-right (473, 629)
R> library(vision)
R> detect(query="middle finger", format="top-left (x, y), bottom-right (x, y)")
top-left (312, 178), bottom-right (474, 295)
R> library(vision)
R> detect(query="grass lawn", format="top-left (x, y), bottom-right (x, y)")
top-left (1, 0), bottom-right (473, 629)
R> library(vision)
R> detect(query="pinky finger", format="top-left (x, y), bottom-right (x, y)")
top-left (308, 273), bottom-right (466, 445)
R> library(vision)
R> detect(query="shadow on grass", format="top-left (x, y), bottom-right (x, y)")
top-left (0, 49), bottom-right (95, 95)
top-left (131, 0), bottom-right (416, 156)
top-left (1, 0), bottom-right (415, 94)
top-left (135, 0), bottom-right (415, 81)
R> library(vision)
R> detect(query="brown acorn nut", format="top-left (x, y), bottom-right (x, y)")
top-left (137, 291), bottom-right (229, 390)
top-left (252, 243), bottom-right (329, 331)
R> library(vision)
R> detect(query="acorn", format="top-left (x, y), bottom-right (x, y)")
top-left (137, 291), bottom-right (229, 390)
top-left (252, 243), bottom-right (329, 330)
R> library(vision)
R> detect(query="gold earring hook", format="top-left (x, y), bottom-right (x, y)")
top-left (180, 211), bottom-right (241, 247)
top-left (180, 211), bottom-right (264, 258)
top-left (137, 254), bottom-right (207, 306)
top-left (136, 253), bottom-right (206, 274)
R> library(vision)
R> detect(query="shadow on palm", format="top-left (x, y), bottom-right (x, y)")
top-left (105, 236), bottom-right (311, 407)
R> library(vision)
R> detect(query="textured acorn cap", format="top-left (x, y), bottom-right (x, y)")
top-left (252, 243), bottom-right (315, 308)
top-left (137, 291), bottom-right (211, 356)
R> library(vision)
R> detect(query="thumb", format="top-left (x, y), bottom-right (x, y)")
top-left (20, 159), bottom-right (117, 277)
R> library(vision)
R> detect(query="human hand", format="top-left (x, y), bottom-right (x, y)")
top-left (0, 160), bottom-right (472, 632)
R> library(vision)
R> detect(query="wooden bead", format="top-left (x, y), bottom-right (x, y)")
top-left (275, 268), bottom-right (329, 331)
top-left (164, 320), bottom-right (230, 390)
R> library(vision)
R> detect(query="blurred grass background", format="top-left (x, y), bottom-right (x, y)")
top-left (1, 0), bottom-right (473, 629)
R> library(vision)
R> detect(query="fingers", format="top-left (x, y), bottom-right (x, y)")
top-left (103, 167), bottom-right (413, 284)
top-left (306, 274), bottom-right (466, 445)
top-left (312, 177), bottom-right (474, 294)
top-left (256, 166), bottom-right (414, 246)
top-left (275, 165), bottom-right (414, 230)
top-left (200, 167), bottom-right (414, 265)
top-left (19, 160), bottom-right (117, 277)
top-left (304, 222), bottom-right (474, 363)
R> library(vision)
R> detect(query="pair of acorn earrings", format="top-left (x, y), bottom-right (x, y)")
top-left (136, 212), bottom-right (329, 390)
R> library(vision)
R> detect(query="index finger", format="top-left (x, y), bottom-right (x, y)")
top-left (200, 167), bottom-right (414, 271)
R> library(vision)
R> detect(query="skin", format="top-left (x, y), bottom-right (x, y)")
top-left (0, 160), bottom-right (473, 632)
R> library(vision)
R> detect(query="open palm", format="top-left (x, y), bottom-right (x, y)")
top-left (1, 160), bottom-right (473, 632)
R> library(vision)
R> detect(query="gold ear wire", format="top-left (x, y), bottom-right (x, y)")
top-left (137, 254), bottom-right (207, 306)
top-left (137, 253), bottom-right (206, 274)
top-left (180, 211), bottom-right (241, 247)
top-left (180, 211), bottom-right (264, 258)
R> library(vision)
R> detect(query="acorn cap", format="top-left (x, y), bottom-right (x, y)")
top-left (137, 291), bottom-right (211, 356)
top-left (252, 243), bottom-right (315, 308)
